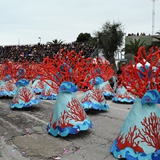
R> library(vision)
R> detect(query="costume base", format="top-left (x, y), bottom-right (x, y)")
top-left (0, 80), bottom-right (17, 97)
top-left (39, 80), bottom-right (58, 100)
top-left (10, 85), bottom-right (41, 109)
top-left (47, 92), bottom-right (92, 137)
top-left (99, 81), bottom-right (115, 98)
top-left (110, 98), bottom-right (160, 160)
top-left (39, 94), bottom-right (57, 100)
top-left (112, 85), bottom-right (136, 103)
top-left (81, 87), bottom-right (109, 111)
top-left (32, 79), bottom-right (44, 93)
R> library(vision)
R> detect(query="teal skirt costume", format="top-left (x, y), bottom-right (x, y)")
top-left (0, 79), bottom-right (16, 97)
top-left (0, 75), bottom-right (17, 97)
top-left (10, 79), bottom-right (41, 109)
top-left (39, 80), bottom-right (58, 100)
top-left (99, 80), bottom-right (115, 98)
top-left (32, 79), bottom-right (44, 93)
top-left (112, 84), bottom-right (136, 103)
top-left (110, 90), bottom-right (160, 160)
top-left (47, 82), bottom-right (92, 137)
top-left (81, 77), bottom-right (109, 111)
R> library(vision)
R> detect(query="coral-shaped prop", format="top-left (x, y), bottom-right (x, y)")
top-left (120, 46), bottom-right (160, 98)
top-left (39, 51), bottom-right (114, 92)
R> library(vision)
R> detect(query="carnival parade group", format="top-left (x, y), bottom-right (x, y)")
top-left (0, 46), bottom-right (159, 160)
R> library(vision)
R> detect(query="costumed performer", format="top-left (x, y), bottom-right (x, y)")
top-left (110, 46), bottom-right (160, 160)
top-left (39, 50), bottom-right (99, 137)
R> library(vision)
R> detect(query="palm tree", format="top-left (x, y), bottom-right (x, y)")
top-left (46, 39), bottom-right (65, 45)
top-left (152, 31), bottom-right (160, 47)
top-left (122, 39), bottom-right (146, 55)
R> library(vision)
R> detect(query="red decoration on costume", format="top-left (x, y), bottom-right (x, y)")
top-left (81, 88), bottom-right (105, 103)
top-left (57, 110), bottom-right (74, 129)
top-left (52, 97), bottom-right (87, 129)
top-left (117, 126), bottom-right (144, 152)
top-left (101, 83), bottom-right (114, 93)
top-left (117, 112), bottom-right (160, 152)
top-left (4, 81), bottom-right (15, 91)
top-left (81, 93), bottom-right (92, 103)
top-left (139, 112), bottom-right (160, 151)
top-left (18, 88), bottom-right (35, 102)
top-left (39, 50), bottom-right (111, 91)
top-left (0, 60), bottom-right (42, 82)
top-left (114, 91), bottom-right (136, 100)
top-left (121, 46), bottom-right (160, 98)
top-left (33, 81), bottom-right (44, 90)
top-left (67, 98), bottom-right (87, 121)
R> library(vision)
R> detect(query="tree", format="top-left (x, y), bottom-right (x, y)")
top-left (46, 39), bottom-right (65, 45)
top-left (76, 33), bottom-right (92, 42)
top-left (122, 39), bottom-right (146, 55)
top-left (93, 21), bottom-right (125, 71)
top-left (152, 31), bottom-right (160, 48)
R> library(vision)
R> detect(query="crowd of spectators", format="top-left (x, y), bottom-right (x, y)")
top-left (127, 32), bottom-right (147, 36)
top-left (0, 42), bottom-right (95, 63)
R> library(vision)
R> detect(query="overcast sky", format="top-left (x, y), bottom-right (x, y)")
top-left (0, 0), bottom-right (160, 46)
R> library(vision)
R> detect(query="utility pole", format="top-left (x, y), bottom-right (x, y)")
top-left (18, 38), bottom-right (20, 46)
top-left (151, 0), bottom-right (157, 35)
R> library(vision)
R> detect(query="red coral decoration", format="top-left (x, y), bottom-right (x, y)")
top-left (117, 126), bottom-right (144, 152)
top-left (81, 88), bottom-right (105, 103)
top-left (67, 98), bottom-right (87, 121)
top-left (0, 60), bottom-right (42, 82)
top-left (101, 83), bottom-right (114, 93)
top-left (57, 110), bottom-right (74, 129)
top-left (81, 93), bottom-right (92, 103)
top-left (52, 98), bottom-right (87, 129)
top-left (138, 112), bottom-right (160, 151)
top-left (18, 88), bottom-right (35, 102)
top-left (4, 81), bottom-right (15, 91)
top-left (38, 50), bottom-right (114, 91)
top-left (115, 92), bottom-right (136, 100)
top-left (117, 112), bottom-right (160, 152)
top-left (90, 88), bottom-right (105, 102)
top-left (45, 88), bottom-right (57, 96)
top-left (121, 46), bottom-right (160, 98)
top-left (33, 81), bottom-right (44, 89)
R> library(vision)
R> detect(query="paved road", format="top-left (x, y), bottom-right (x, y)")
top-left (0, 91), bottom-right (133, 160)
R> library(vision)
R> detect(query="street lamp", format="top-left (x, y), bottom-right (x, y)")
top-left (38, 37), bottom-right (41, 44)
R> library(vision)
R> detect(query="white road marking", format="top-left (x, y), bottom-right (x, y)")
top-left (21, 112), bottom-right (48, 125)
top-left (0, 117), bottom-right (22, 132)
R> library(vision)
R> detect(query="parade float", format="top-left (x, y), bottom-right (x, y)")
top-left (39, 50), bottom-right (100, 137)
top-left (110, 46), bottom-right (160, 160)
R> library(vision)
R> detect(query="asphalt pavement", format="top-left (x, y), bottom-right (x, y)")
top-left (0, 91), bottom-right (133, 160)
